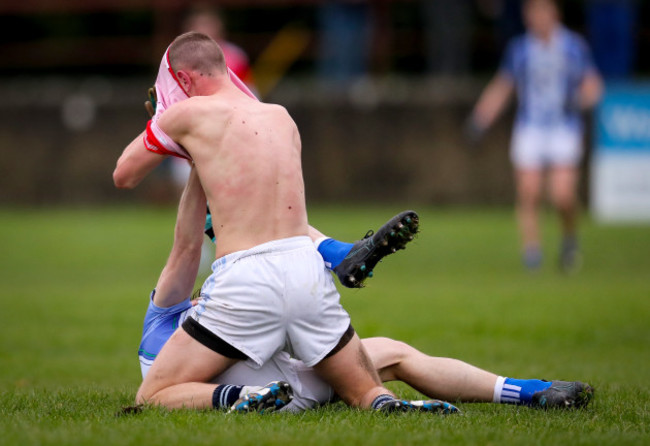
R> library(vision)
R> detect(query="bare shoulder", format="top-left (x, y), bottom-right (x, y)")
top-left (167, 96), bottom-right (229, 124)
top-left (160, 98), bottom-right (197, 125)
top-left (264, 102), bottom-right (290, 116)
top-left (260, 102), bottom-right (296, 126)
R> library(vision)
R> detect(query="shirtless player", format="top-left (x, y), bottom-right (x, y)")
top-left (131, 32), bottom-right (443, 413)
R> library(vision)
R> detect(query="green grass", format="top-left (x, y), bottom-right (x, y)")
top-left (1, 205), bottom-right (649, 445)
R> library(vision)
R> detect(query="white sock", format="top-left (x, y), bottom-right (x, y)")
top-left (493, 376), bottom-right (506, 403)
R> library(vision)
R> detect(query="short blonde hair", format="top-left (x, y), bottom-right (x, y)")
top-left (168, 31), bottom-right (227, 76)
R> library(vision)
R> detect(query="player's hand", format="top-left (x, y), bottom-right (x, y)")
top-left (144, 86), bottom-right (157, 118)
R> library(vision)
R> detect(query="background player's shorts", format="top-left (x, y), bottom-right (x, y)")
top-left (190, 236), bottom-right (351, 368)
top-left (510, 124), bottom-right (583, 170)
top-left (214, 351), bottom-right (335, 412)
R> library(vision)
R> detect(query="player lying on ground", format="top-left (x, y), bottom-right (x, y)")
top-left (137, 164), bottom-right (593, 413)
top-left (113, 40), bottom-right (401, 289)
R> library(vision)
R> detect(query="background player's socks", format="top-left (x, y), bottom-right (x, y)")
top-left (212, 384), bottom-right (264, 409)
top-left (493, 376), bottom-right (552, 405)
top-left (314, 237), bottom-right (354, 270)
top-left (523, 246), bottom-right (542, 270)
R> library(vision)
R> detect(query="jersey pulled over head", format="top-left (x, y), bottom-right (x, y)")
top-left (144, 32), bottom-right (258, 160)
top-left (152, 32), bottom-right (226, 121)
top-left (167, 31), bottom-right (228, 77)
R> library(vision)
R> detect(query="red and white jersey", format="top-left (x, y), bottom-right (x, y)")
top-left (151, 47), bottom-right (190, 122)
top-left (152, 45), bottom-right (257, 123)
top-left (145, 45), bottom-right (258, 159)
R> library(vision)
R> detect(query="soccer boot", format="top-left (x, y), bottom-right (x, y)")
top-left (378, 399), bottom-right (460, 415)
top-left (531, 380), bottom-right (594, 409)
top-left (333, 210), bottom-right (419, 288)
top-left (228, 381), bottom-right (293, 414)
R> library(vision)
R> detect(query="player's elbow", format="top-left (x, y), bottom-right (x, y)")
top-left (173, 228), bottom-right (205, 258)
top-left (113, 167), bottom-right (137, 189)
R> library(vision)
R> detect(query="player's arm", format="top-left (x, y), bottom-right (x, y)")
top-left (114, 98), bottom-right (193, 190)
top-left (576, 70), bottom-right (603, 111)
top-left (152, 166), bottom-right (206, 308)
top-left (113, 131), bottom-right (169, 189)
top-left (572, 37), bottom-right (604, 112)
top-left (470, 73), bottom-right (515, 132)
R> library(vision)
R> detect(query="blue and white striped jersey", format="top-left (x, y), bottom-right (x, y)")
top-left (500, 26), bottom-right (597, 129)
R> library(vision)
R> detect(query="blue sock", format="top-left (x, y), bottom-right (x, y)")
top-left (212, 384), bottom-right (244, 409)
top-left (316, 238), bottom-right (354, 269)
top-left (496, 377), bottom-right (552, 405)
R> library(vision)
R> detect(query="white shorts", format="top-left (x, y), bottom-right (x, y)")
top-left (510, 124), bottom-right (583, 170)
top-left (214, 351), bottom-right (335, 412)
top-left (189, 236), bottom-right (351, 368)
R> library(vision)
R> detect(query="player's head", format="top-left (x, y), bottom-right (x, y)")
top-left (168, 31), bottom-right (227, 96)
top-left (523, 0), bottom-right (560, 38)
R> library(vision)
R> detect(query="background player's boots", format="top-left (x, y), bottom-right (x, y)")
top-left (531, 380), bottom-right (593, 409)
top-left (334, 210), bottom-right (419, 288)
top-left (228, 381), bottom-right (293, 413)
top-left (559, 237), bottom-right (581, 274)
top-left (378, 399), bottom-right (460, 415)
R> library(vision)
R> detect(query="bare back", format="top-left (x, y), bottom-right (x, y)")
top-left (160, 85), bottom-right (308, 257)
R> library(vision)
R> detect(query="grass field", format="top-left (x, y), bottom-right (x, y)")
top-left (1, 205), bottom-right (649, 445)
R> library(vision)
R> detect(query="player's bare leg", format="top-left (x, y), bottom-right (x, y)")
top-left (313, 332), bottom-right (459, 413)
top-left (549, 165), bottom-right (581, 272)
top-left (313, 333), bottom-right (390, 407)
top-left (136, 328), bottom-right (238, 409)
top-left (362, 337), bottom-right (496, 402)
top-left (515, 169), bottom-right (543, 269)
top-left (362, 337), bottom-right (593, 409)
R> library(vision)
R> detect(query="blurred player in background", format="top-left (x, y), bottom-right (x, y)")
top-left (135, 164), bottom-right (593, 413)
top-left (467, 0), bottom-right (603, 272)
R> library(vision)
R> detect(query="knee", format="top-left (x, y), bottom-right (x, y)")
top-left (373, 337), bottom-right (411, 361)
top-left (365, 337), bottom-right (415, 376)
top-left (517, 191), bottom-right (540, 209)
top-left (552, 190), bottom-right (576, 212)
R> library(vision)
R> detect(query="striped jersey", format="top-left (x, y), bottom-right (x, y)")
top-left (500, 26), bottom-right (597, 129)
